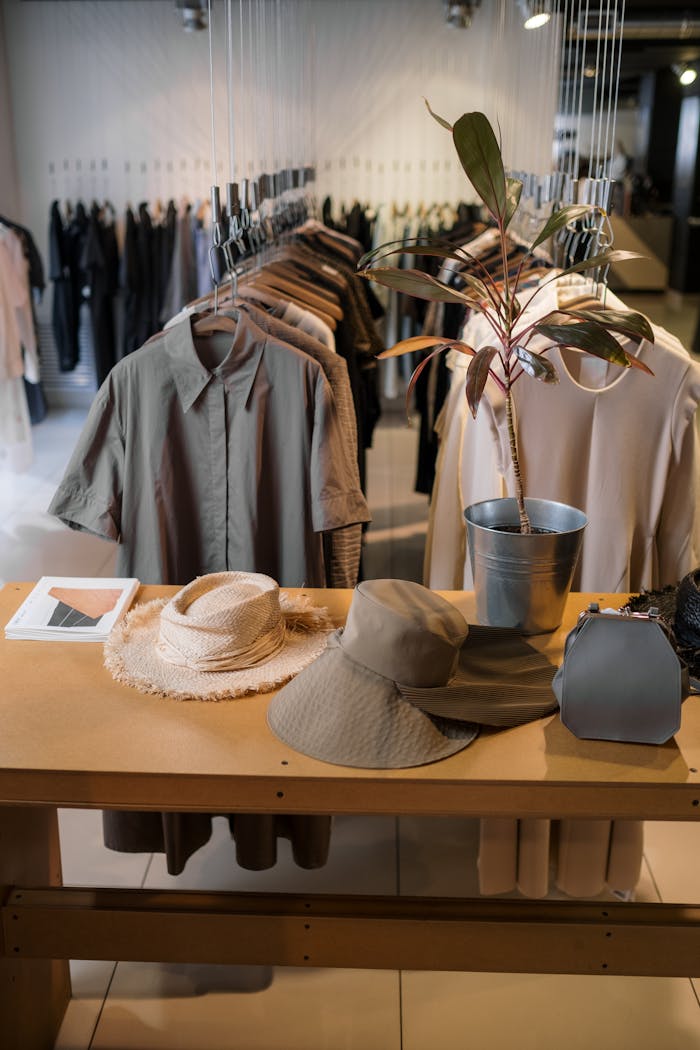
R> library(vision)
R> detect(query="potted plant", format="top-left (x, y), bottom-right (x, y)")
top-left (357, 104), bottom-right (654, 633)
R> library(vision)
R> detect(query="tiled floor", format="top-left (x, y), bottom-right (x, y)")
top-left (2, 292), bottom-right (700, 1047)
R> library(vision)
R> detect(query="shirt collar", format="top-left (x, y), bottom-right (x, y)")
top-left (164, 310), bottom-right (266, 412)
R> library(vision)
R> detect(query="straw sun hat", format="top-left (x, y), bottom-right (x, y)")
top-left (104, 572), bottom-right (334, 701)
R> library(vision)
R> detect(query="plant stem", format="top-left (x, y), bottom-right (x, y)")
top-left (505, 379), bottom-right (531, 534)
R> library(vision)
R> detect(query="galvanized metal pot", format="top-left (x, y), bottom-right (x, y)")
top-left (464, 497), bottom-right (587, 635)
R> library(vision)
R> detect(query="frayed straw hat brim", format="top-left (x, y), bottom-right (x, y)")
top-left (104, 597), bottom-right (331, 701)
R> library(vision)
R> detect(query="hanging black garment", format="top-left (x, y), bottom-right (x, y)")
top-left (49, 201), bottom-right (77, 370)
top-left (82, 204), bottom-right (119, 386)
top-left (65, 202), bottom-right (89, 361)
top-left (158, 199), bottom-right (177, 317)
top-left (122, 207), bottom-right (141, 356)
top-left (136, 203), bottom-right (155, 345)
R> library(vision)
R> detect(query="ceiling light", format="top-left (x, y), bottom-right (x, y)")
top-left (445, 2), bottom-right (481, 30)
top-left (177, 1), bottom-right (207, 32)
top-left (672, 63), bottom-right (698, 86)
top-left (518, 1), bottom-right (551, 31)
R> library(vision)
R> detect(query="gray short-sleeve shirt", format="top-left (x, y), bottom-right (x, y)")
top-left (48, 312), bottom-right (369, 585)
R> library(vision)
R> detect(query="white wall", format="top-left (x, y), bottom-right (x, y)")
top-left (3, 0), bottom-right (561, 262)
top-left (0, 1), bottom-right (20, 217)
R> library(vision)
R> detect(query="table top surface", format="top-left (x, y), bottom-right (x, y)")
top-left (1, 583), bottom-right (699, 818)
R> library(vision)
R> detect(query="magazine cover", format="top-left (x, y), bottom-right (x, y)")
top-left (5, 577), bottom-right (140, 641)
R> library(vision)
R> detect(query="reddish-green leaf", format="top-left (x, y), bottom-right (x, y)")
top-left (513, 345), bottom-right (559, 383)
top-left (529, 204), bottom-right (591, 251)
top-left (379, 336), bottom-right (475, 361)
top-left (504, 177), bottom-right (524, 229)
top-left (424, 98), bottom-right (453, 131)
top-left (534, 321), bottom-right (654, 374)
top-left (379, 336), bottom-right (450, 359)
top-left (452, 112), bottom-right (507, 223)
top-left (466, 345), bottom-right (499, 418)
top-left (358, 267), bottom-right (478, 304)
top-left (405, 344), bottom-right (470, 420)
top-left (555, 306), bottom-right (654, 345)
top-left (358, 237), bottom-right (468, 269)
top-left (547, 249), bottom-right (643, 284)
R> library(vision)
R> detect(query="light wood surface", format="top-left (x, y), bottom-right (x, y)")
top-left (0, 584), bottom-right (698, 820)
top-left (1, 583), bottom-right (699, 1049)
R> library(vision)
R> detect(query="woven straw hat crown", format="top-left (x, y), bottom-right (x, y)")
top-left (158, 573), bottom-right (291, 672)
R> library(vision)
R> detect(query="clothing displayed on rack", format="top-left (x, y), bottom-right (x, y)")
top-left (122, 199), bottom-right (178, 356)
top-left (49, 309), bottom-right (368, 587)
top-left (0, 221), bottom-right (42, 471)
top-left (0, 212), bottom-right (46, 424)
top-left (421, 269), bottom-right (700, 899)
top-left (425, 278), bottom-right (700, 594)
top-left (49, 233), bottom-right (374, 872)
top-left (82, 203), bottom-right (120, 387)
top-left (49, 199), bottom-right (89, 372)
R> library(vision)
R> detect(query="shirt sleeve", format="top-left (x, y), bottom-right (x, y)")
top-left (310, 367), bottom-right (370, 533)
top-left (47, 382), bottom-right (125, 543)
top-left (656, 361), bottom-right (700, 584)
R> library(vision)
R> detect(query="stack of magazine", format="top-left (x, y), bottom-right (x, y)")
top-left (4, 577), bottom-right (140, 642)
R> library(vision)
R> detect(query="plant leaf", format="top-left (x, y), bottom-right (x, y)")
top-left (405, 344), bottom-right (474, 419)
top-left (504, 177), bottom-right (523, 228)
top-left (513, 345), bottom-right (559, 383)
top-left (529, 204), bottom-right (591, 251)
top-left (357, 236), bottom-right (468, 269)
top-left (357, 267), bottom-right (478, 304)
top-left (546, 249), bottom-right (643, 283)
top-left (534, 321), bottom-right (654, 373)
top-left (378, 336), bottom-right (450, 359)
top-left (379, 336), bottom-right (476, 361)
top-left (358, 245), bottom-right (492, 303)
top-left (452, 112), bottom-right (506, 223)
top-left (466, 345), bottom-right (498, 417)
top-left (424, 97), bottom-right (453, 131)
top-left (555, 306), bottom-right (654, 345)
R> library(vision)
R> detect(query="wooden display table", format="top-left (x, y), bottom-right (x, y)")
top-left (1, 584), bottom-right (699, 1048)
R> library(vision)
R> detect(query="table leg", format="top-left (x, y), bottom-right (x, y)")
top-left (0, 805), bottom-right (71, 1050)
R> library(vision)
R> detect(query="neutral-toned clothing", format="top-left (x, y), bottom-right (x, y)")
top-left (235, 301), bottom-right (366, 587)
top-left (0, 225), bottom-right (38, 382)
top-left (282, 299), bottom-right (336, 353)
top-left (425, 282), bottom-right (700, 593)
top-left (49, 310), bottom-right (368, 587)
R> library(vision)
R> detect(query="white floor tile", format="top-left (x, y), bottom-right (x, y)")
top-left (92, 965), bottom-right (401, 1050)
top-left (401, 970), bottom-right (700, 1050)
top-left (642, 821), bottom-right (700, 903)
top-left (144, 814), bottom-right (397, 894)
top-left (54, 960), bottom-right (117, 1050)
top-left (0, 510), bottom-right (115, 584)
top-left (59, 808), bottom-right (152, 888)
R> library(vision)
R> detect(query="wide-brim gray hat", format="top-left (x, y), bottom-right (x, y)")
top-left (268, 579), bottom-right (559, 769)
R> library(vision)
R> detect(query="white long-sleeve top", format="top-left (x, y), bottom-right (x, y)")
top-left (425, 279), bottom-right (700, 593)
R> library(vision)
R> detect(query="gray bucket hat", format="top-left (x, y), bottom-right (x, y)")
top-left (267, 579), bottom-right (559, 769)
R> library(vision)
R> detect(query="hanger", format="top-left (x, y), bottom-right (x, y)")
top-left (191, 237), bottom-right (240, 337)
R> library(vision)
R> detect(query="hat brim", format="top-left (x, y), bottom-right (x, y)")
top-left (104, 598), bottom-right (332, 701)
top-left (267, 641), bottom-right (479, 769)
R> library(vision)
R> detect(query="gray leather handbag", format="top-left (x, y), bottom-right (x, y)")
top-left (552, 603), bottom-right (694, 745)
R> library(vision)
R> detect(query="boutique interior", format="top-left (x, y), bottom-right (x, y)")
top-left (1, 0), bottom-right (700, 1046)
